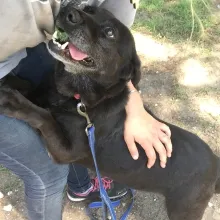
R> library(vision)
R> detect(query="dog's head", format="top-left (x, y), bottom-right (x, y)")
top-left (47, 4), bottom-right (141, 107)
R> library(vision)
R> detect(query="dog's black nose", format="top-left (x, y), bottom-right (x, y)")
top-left (67, 9), bottom-right (83, 25)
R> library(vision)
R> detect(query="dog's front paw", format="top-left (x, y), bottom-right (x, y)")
top-left (0, 87), bottom-right (28, 117)
top-left (0, 87), bottom-right (52, 129)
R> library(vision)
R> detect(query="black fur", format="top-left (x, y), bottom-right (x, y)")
top-left (0, 4), bottom-right (220, 220)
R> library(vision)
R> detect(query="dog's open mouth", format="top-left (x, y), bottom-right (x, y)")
top-left (50, 27), bottom-right (95, 67)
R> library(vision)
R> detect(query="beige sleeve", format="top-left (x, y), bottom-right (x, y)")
top-left (0, 0), bottom-right (60, 61)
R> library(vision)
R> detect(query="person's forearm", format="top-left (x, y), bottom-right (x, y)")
top-left (126, 80), bottom-right (144, 114)
top-left (127, 80), bottom-right (136, 91)
top-left (124, 80), bottom-right (172, 166)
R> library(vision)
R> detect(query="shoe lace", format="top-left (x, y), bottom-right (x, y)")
top-left (92, 177), bottom-right (113, 192)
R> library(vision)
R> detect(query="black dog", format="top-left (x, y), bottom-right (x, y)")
top-left (0, 4), bottom-right (220, 220)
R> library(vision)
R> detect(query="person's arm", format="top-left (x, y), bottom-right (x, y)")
top-left (124, 80), bottom-right (172, 168)
top-left (0, 0), bottom-right (59, 62)
top-left (0, 50), bottom-right (27, 81)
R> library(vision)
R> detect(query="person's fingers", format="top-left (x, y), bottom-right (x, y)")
top-left (159, 132), bottom-right (173, 157)
top-left (124, 135), bottom-right (139, 160)
top-left (153, 140), bottom-right (167, 168)
top-left (139, 140), bottom-right (156, 168)
top-left (160, 123), bottom-right (171, 138)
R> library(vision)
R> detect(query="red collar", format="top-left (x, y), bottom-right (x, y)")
top-left (73, 93), bottom-right (81, 100)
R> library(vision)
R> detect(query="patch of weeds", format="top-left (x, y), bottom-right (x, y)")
top-left (3, 180), bottom-right (22, 193)
top-left (0, 165), bottom-right (8, 172)
top-left (133, 0), bottom-right (213, 42)
top-left (0, 167), bottom-right (23, 193)
top-left (139, 0), bottom-right (164, 11)
top-left (172, 84), bottom-right (189, 100)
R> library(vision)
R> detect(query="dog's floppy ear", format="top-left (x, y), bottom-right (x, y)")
top-left (119, 45), bottom-right (141, 87)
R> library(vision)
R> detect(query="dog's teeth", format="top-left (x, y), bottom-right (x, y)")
top-left (52, 39), bottom-right (62, 48)
top-left (52, 31), bottom-right (58, 40)
top-left (61, 42), bottom-right (69, 50)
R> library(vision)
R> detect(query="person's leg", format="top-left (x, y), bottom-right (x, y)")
top-left (67, 164), bottom-right (93, 201)
top-left (0, 43), bottom-right (69, 219)
top-left (68, 164), bottom-right (92, 193)
top-left (0, 115), bottom-right (68, 220)
top-left (67, 165), bottom-right (128, 202)
top-left (8, 41), bottom-right (94, 205)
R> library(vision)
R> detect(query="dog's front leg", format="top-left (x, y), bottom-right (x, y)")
top-left (0, 86), bottom-right (73, 163)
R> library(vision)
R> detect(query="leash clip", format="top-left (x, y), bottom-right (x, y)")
top-left (77, 102), bottom-right (93, 135)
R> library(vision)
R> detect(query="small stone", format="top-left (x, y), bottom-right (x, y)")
top-left (0, 192), bottom-right (4, 199)
top-left (217, 4), bottom-right (220, 9)
top-left (107, 216), bottom-right (111, 220)
top-left (153, 198), bottom-right (157, 202)
top-left (208, 202), bottom-right (213, 207)
top-left (7, 191), bottom-right (13, 196)
top-left (3, 204), bottom-right (12, 212)
top-left (155, 103), bottom-right (158, 107)
top-left (122, 203), bottom-right (126, 207)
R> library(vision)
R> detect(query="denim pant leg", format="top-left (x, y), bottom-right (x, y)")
top-left (0, 115), bottom-right (69, 220)
top-left (11, 42), bottom-right (91, 193)
top-left (68, 164), bottom-right (92, 193)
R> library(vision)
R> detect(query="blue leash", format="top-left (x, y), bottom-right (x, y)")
top-left (87, 188), bottom-right (135, 220)
top-left (88, 126), bottom-right (117, 219)
top-left (77, 102), bottom-right (134, 220)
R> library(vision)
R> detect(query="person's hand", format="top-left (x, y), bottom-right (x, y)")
top-left (124, 81), bottom-right (172, 168)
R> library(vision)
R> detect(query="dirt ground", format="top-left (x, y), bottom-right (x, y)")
top-left (0, 32), bottom-right (220, 219)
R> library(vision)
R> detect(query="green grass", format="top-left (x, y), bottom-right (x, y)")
top-left (55, 27), bottom-right (69, 43)
top-left (0, 165), bottom-right (8, 172)
top-left (172, 84), bottom-right (189, 100)
top-left (133, 0), bottom-right (214, 42)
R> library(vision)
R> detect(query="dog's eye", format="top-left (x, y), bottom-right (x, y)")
top-left (103, 27), bottom-right (115, 39)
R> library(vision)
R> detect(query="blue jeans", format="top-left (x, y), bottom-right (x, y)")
top-left (0, 43), bottom-right (91, 220)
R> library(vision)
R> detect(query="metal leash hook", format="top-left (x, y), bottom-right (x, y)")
top-left (77, 102), bottom-right (93, 135)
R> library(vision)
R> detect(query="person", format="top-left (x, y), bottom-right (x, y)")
top-left (0, 0), bottom-right (172, 219)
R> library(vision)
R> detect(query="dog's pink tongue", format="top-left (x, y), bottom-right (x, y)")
top-left (68, 43), bottom-right (88, 61)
